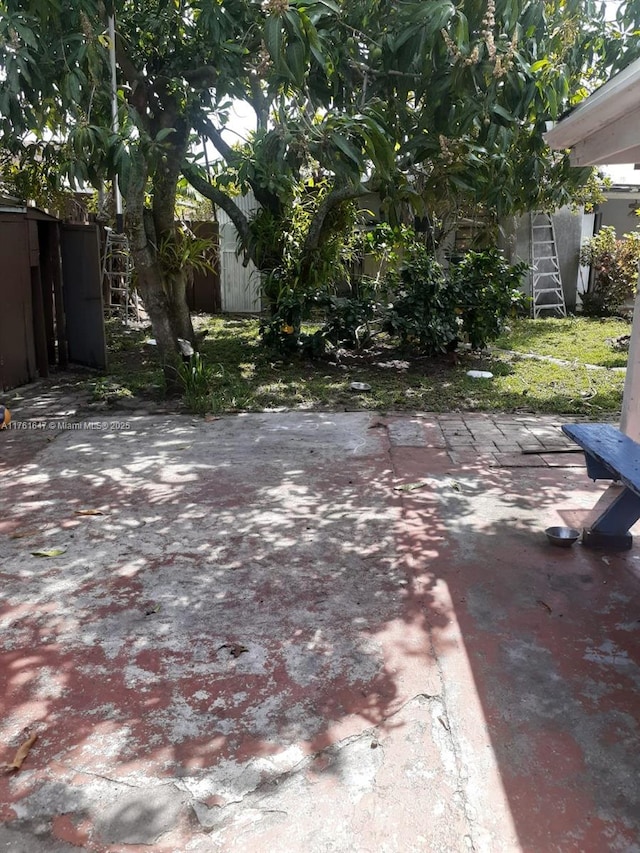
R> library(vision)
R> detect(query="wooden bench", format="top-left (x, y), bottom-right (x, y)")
top-left (562, 423), bottom-right (640, 550)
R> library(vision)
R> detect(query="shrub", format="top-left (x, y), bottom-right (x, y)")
top-left (451, 249), bottom-right (528, 349)
top-left (579, 226), bottom-right (640, 317)
top-left (381, 243), bottom-right (527, 354)
top-left (382, 245), bottom-right (459, 353)
top-left (322, 288), bottom-right (378, 349)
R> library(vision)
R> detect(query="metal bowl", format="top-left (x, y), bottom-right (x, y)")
top-left (545, 526), bottom-right (580, 547)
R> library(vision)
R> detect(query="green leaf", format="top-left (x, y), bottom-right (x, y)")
top-left (155, 127), bottom-right (176, 142)
top-left (286, 40), bottom-right (306, 84)
top-left (454, 12), bottom-right (469, 49)
top-left (530, 58), bottom-right (551, 72)
top-left (264, 15), bottom-right (283, 63)
top-left (284, 8), bottom-right (304, 42)
top-left (491, 104), bottom-right (515, 123)
top-left (330, 132), bottom-right (362, 166)
top-left (449, 174), bottom-right (476, 192)
top-left (312, 0), bottom-right (340, 12)
top-left (310, 43), bottom-right (326, 69)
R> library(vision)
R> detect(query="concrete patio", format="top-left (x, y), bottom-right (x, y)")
top-left (1, 384), bottom-right (639, 852)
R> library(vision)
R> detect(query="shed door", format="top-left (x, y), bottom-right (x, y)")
top-left (60, 224), bottom-right (107, 370)
top-left (0, 219), bottom-right (37, 390)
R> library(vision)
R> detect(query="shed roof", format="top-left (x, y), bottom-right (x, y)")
top-left (0, 203), bottom-right (59, 221)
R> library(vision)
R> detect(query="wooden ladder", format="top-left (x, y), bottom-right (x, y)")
top-left (530, 212), bottom-right (567, 318)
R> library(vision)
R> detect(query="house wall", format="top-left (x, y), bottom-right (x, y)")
top-left (576, 212), bottom-right (596, 307)
top-left (552, 207), bottom-right (584, 312)
top-left (508, 206), bottom-right (584, 313)
top-left (599, 194), bottom-right (640, 235)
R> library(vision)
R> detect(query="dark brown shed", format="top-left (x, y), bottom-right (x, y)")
top-left (0, 202), bottom-right (106, 391)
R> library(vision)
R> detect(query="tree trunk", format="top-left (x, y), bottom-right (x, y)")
top-left (166, 268), bottom-right (195, 343)
top-left (124, 149), bottom-right (184, 394)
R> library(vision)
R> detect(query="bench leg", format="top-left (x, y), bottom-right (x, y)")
top-left (582, 487), bottom-right (640, 550)
top-left (585, 455), bottom-right (619, 482)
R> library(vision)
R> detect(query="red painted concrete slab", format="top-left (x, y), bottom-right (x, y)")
top-left (0, 411), bottom-right (639, 852)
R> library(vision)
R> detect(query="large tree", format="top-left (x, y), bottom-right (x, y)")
top-left (1, 0), bottom-right (638, 379)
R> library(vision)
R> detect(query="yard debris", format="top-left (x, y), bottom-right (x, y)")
top-left (5, 731), bottom-right (38, 772)
top-left (606, 334), bottom-right (630, 352)
top-left (466, 370), bottom-right (493, 379)
top-left (375, 360), bottom-right (410, 371)
top-left (349, 382), bottom-right (372, 392)
top-left (368, 420), bottom-right (387, 429)
top-left (75, 509), bottom-right (105, 516)
top-left (144, 604), bottom-right (161, 616)
top-left (536, 599), bottom-right (553, 615)
top-left (31, 548), bottom-right (66, 558)
top-left (219, 643), bottom-right (249, 658)
top-left (393, 480), bottom-right (430, 492)
top-left (449, 480), bottom-right (462, 492)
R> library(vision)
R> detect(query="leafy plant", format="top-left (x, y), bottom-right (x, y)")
top-left (322, 289), bottom-right (379, 349)
top-left (451, 250), bottom-right (528, 349)
top-left (379, 239), bottom-right (527, 354)
top-left (256, 180), bottom-right (362, 354)
top-left (177, 353), bottom-right (214, 414)
top-left (157, 227), bottom-right (218, 278)
top-left (579, 226), bottom-right (640, 317)
top-left (381, 244), bottom-right (459, 354)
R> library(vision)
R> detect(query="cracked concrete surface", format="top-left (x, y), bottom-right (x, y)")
top-left (1, 404), bottom-right (639, 851)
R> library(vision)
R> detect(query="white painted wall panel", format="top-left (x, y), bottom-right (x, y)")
top-left (220, 250), bottom-right (261, 313)
top-left (217, 192), bottom-right (262, 313)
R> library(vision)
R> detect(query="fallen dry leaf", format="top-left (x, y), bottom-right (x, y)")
top-left (219, 643), bottom-right (249, 658)
top-left (74, 509), bottom-right (105, 516)
top-left (6, 732), bottom-right (37, 771)
top-left (536, 599), bottom-right (553, 615)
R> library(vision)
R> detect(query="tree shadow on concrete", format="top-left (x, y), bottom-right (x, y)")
top-left (0, 411), bottom-right (639, 851)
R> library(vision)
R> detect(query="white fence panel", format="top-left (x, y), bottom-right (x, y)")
top-left (220, 250), bottom-right (261, 313)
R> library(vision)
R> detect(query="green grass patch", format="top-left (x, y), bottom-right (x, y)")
top-left (495, 316), bottom-right (631, 367)
top-left (88, 314), bottom-right (627, 417)
top-left (90, 320), bottom-right (164, 403)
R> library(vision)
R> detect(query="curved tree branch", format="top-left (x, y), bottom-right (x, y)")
top-left (196, 115), bottom-right (282, 214)
top-left (302, 182), bottom-right (369, 258)
top-left (249, 76), bottom-right (269, 131)
top-left (183, 66), bottom-right (219, 89)
top-left (197, 115), bottom-right (239, 165)
top-left (182, 165), bottom-right (254, 263)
